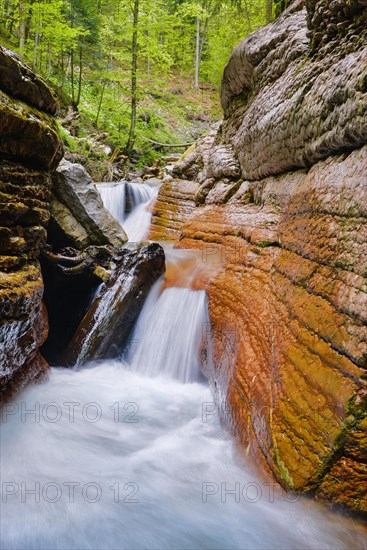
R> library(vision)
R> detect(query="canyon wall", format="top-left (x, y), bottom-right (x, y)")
top-left (150, 0), bottom-right (367, 510)
top-left (0, 47), bottom-right (63, 401)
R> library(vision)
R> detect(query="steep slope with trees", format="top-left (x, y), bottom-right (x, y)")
top-left (0, 0), bottom-right (272, 166)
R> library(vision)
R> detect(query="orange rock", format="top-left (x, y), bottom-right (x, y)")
top-left (150, 146), bottom-right (367, 511)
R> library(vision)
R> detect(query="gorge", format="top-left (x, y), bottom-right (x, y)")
top-left (0, 0), bottom-right (367, 548)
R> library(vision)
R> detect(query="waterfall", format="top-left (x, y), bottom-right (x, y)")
top-left (97, 181), bottom-right (158, 241)
top-left (125, 182), bottom-right (154, 214)
top-left (126, 280), bottom-right (208, 383)
top-left (96, 182), bottom-right (126, 224)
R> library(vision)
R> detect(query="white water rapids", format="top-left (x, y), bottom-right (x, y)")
top-left (1, 184), bottom-right (366, 549)
top-left (126, 281), bottom-right (207, 383)
top-left (97, 180), bottom-right (158, 241)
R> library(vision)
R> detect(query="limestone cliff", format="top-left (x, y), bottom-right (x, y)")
top-left (150, 0), bottom-right (367, 510)
top-left (0, 47), bottom-right (63, 401)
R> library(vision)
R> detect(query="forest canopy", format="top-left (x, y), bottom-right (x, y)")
top-left (0, 0), bottom-right (272, 162)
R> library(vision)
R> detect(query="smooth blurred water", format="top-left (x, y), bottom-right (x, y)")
top-left (1, 362), bottom-right (366, 550)
top-left (1, 276), bottom-right (366, 549)
top-left (97, 181), bottom-right (127, 224)
top-left (97, 181), bottom-right (158, 241)
top-left (126, 281), bottom-right (208, 382)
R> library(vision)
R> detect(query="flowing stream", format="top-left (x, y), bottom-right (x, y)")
top-left (1, 183), bottom-right (366, 550)
top-left (97, 180), bottom-right (158, 241)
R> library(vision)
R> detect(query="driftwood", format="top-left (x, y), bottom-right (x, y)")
top-left (61, 107), bottom-right (80, 125)
top-left (42, 244), bottom-right (123, 275)
top-left (140, 136), bottom-right (195, 148)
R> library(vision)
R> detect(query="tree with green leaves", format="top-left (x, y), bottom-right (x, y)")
top-left (0, 0), bottom-right (269, 161)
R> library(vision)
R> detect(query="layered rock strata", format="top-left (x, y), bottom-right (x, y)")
top-left (0, 47), bottom-right (63, 402)
top-left (151, 0), bottom-right (367, 510)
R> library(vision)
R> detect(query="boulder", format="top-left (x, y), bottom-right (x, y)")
top-left (51, 159), bottom-right (128, 248)
top-left (49, 194), bottom-right (90, 249)
top-left (221, 0), bottom-right (367, 180)
top-left (178, 0), bottom-right (367, 184)
top-left (62, 242), bottom-right (165, 366)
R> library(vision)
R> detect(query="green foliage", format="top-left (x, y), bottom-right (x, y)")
top-left (0, 0), bottom-right (268, 164)
top-left (274, 0), bottom-right (292, 17)
top-left (57, 122), bottom-right (79, 151)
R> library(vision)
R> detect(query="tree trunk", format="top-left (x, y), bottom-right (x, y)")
top-left (19, 1), bottom-right (26, 51)
top-left (6, 1), bottom-right (16, 34)
top-left (95, 81), bottom-right (106, 126)
top-left (33, 31), bottom-right (39, 67)
top-left (146, 30), bottom-right (151, 75)
top-left (70, 49), bottom-right (76, 108)
top-left (199, 17), bottom-right (209, 66)
top-left (76, 45), bottom-right (83, 107)
top-left (47, 42), bottom-right (51, 78)
top-left (195, 16), bottom-right (200, 89)
top-left (243, 0), bottom-right (253, 32)
top-left (266, 0), bottom-right (273, 24)
top-left (125, 0), bottom-right (139, 154)
top-left (61, 51), bottom-right (65, 87)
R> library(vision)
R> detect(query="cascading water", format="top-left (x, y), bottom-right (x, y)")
top-left (97, 181), bottom-right (158, 241)
top-left (96, 182), bottom-right (127, 224)
top-left (126, 282), bottom-right (207, 383)
top-left (1, 189), bottom-right (366, 550)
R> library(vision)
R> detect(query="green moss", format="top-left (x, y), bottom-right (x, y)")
top-left (305, 392), bottom-right (367, 492)
top-left (257, 240), bottom-right (279, 249)
top-left (274, 448), bottom-right (295, 489)
top-left (57, 122), bottom-right (79, 152)
top-left (270, 408), bottom-right (295, 490)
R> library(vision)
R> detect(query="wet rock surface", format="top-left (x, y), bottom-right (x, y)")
top-left (62, 242), bottom-right (165, 367)
top-left (0, 50), bottom-right (63, 403)
top-left (152, 0), bottom-right (367, 511)
top-left (51, 160), bottom-right (128, 248)
top-left (0, 263), bottom-right (49, 402)
top-left (40, 244), bottom-right (126, 363)
top-left (149, 179), bottom-right (198, 240)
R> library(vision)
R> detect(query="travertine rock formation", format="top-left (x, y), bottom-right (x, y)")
top-left (149, 179), bottom-right (198, 240)
top-left (151, 0), bottom-right (367, 510)
top-left (0, 47), bottom-right (63, 402)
